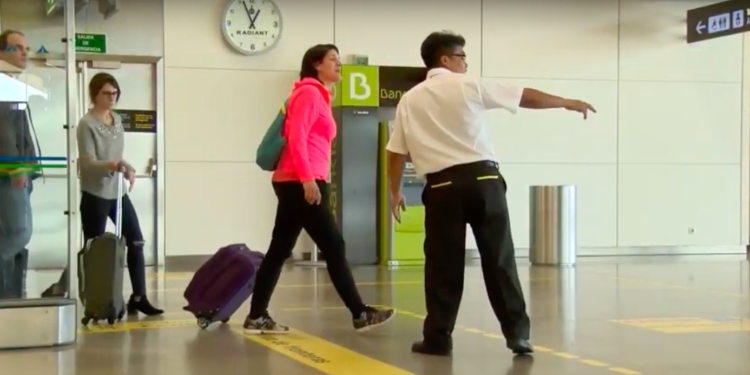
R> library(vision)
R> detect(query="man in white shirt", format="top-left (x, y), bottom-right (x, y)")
top-left (386, 31), bottom-right (595, 356)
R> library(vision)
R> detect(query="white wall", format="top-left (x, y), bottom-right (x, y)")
top-left (162, 0), bottom-right (750, 257)
top-left (482, 0), bottom-right (745, 250)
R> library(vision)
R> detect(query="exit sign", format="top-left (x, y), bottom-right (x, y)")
top-left (46, 0), bottom-right (60, 15)
top-left (75, 33), bottom-right (107, 53)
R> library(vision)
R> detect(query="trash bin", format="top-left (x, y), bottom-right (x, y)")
top-left (529, 185), bottom-right (577, 266)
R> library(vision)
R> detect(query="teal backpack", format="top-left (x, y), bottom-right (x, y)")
top-left (256, 100), bottom-right (289, 171)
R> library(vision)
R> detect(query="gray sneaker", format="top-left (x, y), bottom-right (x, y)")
top-left (243, 315), bottom-right (290, 335)
top-left (353, 306), bottom-right (395, 332)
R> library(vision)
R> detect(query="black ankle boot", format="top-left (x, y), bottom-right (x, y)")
top-left (127, 295), bottom-right (164, 316)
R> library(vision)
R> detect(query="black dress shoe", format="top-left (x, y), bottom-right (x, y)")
top-left (127, 295), bottom-right (164, 316)
top-left (506, 338), bottom-right (533, 355)
top-left (411, 340), bottom-right (452, 356)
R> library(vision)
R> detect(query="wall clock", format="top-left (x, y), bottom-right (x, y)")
top-left (221, 0), bottom-right (283, 56)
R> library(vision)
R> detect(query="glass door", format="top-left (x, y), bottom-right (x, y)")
top-left (79, 58), bottom-right (158, 266)
top-left (31, 54), bottom-right (161, 267)
top-left (20, 58), bottom-right (78, 280)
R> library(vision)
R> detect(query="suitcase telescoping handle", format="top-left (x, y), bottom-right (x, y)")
top-left (115, 167), bottom-right (125, 238)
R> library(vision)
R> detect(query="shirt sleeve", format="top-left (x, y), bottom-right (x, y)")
top-left (477, 78), bottom-right (524, 114)
top-left (385, 101), bottom-right (408, 155)
top-left (285, 86), bottom-right (320, 182)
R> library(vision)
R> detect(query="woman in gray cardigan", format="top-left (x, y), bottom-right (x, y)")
top-left (43, 73), bottom-right (162, 316)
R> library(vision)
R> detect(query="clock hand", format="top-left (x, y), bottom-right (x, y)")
top-left (249, 9), bottom-right (261, 29)
top-left (242, 1), bottom-right (253, 20)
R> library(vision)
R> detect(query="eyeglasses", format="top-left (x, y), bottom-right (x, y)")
top-left (3, 45), bottom-right (28, 53)
top-left (100, 91), bottom-right (119, 97)
top-left (451, 53), bottom-right (467, 60)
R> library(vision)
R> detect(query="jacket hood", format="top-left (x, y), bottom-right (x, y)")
top-left (293, 78), bottom-right (331, 103)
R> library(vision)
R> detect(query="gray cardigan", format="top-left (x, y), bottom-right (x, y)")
top-left (77, 112), bottom-right (131, 199)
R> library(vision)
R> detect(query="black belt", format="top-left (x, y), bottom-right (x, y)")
top-left (424, 160), bottom-right (501, 188)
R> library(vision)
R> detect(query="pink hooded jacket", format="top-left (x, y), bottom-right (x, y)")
top-left (272, 78), bottom-right (336, 182)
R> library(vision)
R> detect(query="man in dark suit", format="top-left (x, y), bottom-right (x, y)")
top-left (0, 29), bottom-right (35, 299)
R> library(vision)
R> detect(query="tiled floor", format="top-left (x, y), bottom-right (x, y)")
top-left (2, 254), bottom-right (750, 375)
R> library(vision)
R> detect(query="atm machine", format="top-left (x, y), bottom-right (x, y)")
top-left (321, 65), bottom-right (427, 267)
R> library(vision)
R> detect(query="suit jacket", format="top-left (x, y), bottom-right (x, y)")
top-left (0, 101), bottom-right (39, 180)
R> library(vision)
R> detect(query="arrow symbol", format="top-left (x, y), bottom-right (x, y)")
top-left (696, 20), bottom-right (705, 34)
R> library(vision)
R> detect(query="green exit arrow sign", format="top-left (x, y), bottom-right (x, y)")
top-left (75, 33), bottom-right (107, 53)
top-left (46, 0), bottom-right (61, 15)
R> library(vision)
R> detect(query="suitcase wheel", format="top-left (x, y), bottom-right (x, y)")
top-left (221, 318), bottom-right (229, 324)
top-left (81, 316), bottom-right (91, 325)
top-left (107, 317), bottom-right (116, 325)
top-left (197, 317), bottom-right (211, 329)
top-left (117, 310), bottom-right (125, 321)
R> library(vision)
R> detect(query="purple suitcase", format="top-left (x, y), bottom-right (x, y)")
top-left (183, 244), bottom-right (264, 329)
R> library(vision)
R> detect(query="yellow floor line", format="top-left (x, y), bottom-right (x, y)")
top-left (530, 345), bottom-right (552, 352)
top-left (80, 306), bottom-right (651, 375)
top-left (379, 307), bottom-right (649, 375)
top-left (242, 329), bottom-right (416, 375)
top-left (464, 328), bottom-right (484, 334)
top-left (482, 333), bottom-right (504, 339)
top-left (80, 319), bottom-right (219, 333)
top-left (553, 352), bottom-right (579, 359)
top-left (85, 268), bottom-right (740, 375)
top-left (581, 359), bottom-right (609, 367)
top-left (78, 317), bottom-right (418, 374)
top-left (608, 367), bottom-right (641, 375)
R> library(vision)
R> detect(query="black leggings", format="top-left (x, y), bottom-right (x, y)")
top-left (80, 191), bottom-right (147, 296)
top-left (249, 180), bottom-right (366, 319)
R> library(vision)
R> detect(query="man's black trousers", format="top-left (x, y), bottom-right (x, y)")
top-left (421, 160), bottom-right (530, 346)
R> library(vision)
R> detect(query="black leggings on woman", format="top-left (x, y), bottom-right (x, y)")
top-left (80, 191), bottom-right (147, 296)
top-left (249, 180), bottom-right (366, 319)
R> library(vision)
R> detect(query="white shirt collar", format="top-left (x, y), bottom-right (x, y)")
top-left (426, 68), bottom-right (453, 79)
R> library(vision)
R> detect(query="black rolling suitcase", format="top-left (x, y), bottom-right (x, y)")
top-left (78, 171), bottom-right (126, 325)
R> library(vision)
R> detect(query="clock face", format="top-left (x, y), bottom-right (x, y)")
top-left (221, 0), bottom-right (282, 55)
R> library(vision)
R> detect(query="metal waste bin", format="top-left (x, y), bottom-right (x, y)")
top-left (529, 185), bottom-right (577, 266)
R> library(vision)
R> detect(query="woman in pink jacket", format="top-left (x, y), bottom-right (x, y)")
top-left (244, 44), bottom-right (394, 334)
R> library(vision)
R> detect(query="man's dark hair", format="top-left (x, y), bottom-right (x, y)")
top-left (88, 72), bottom-right (121, 102)
top-left (299, 44), bottom-right (339, 81)
top-left (0, 30), bottom-right (24, 52)
top-left (420, 31), bottom-right (466, 68)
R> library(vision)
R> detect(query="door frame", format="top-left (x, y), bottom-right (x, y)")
top-left (29, 52), bottom-right (166, 267)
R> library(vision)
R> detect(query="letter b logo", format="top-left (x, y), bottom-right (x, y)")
top-left (341, 66), bottom-right (378, 107)
top-left (349, 73), bottom-right (370, 100)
